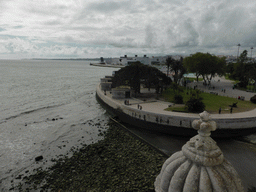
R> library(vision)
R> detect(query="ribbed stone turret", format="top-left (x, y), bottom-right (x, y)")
top-left (155, 111), bottom-right (245, 192)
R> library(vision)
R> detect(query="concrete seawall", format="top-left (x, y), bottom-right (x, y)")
top-left (96, 84), bottom-right (256, 137)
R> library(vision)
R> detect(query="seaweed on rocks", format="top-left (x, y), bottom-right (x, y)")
top-left (15, 122), bottom-right (166, 191)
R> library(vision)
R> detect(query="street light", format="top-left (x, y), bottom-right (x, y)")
top-left (251, 47), bottom-right (253, 59)
top-left (237, 43), bottom-right (241, 59)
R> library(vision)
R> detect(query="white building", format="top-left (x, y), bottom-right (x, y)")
top-left (105, 54), bottom-right (186, 66)
top-left (119, 55), bottom-right (151, 66)
top-left (150, 56), bottom-right (168, 65)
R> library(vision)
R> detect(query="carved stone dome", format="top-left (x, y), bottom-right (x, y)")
top-left (155, 111), bottom-right (245, 192)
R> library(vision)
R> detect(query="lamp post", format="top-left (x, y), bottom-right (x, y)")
top-left (237, 43), bottom-right (241, 59)
top-left (251, 47), bottom-right (253, 59)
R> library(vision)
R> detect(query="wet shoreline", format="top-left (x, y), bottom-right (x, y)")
top-left (13, 121), bottom-right (166, 191)
top-left (10, 115), bottom-right (256, 191)
top-left (1, 111), bottom-right (110, 191)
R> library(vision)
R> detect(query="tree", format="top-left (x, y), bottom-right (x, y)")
top-left (247, 63), bottom-right (256, 90)
top-left (232, 50), bottom-right (250, 88)
top-left (183, 52), bottom-right (226, 85)
top-left (100, 57), bottom-right (104, 63)
top-left (166, 57), bottom-right (186, 84)
top-left (172, 57), bottom-right (186, 84)
top-left (165, 57), bottom-right (175, 80)
top-left (185, 90), bottom-right (205, 113)
top-left (112, 62), bottom-right (171, 94)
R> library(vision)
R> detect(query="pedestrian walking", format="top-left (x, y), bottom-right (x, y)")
top-left (219, 107), bottom-right (221, 114)
top-left (230, 107), bottom-right (233, 114)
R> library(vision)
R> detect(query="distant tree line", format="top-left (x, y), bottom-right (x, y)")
top-left (112, 62), bottom-right (170, 95)
top-left (226, 50), bottom-right (256, 88)
top-left (111, 52), bottom-right (228, 94)
top-left (165, 56), bottom-right (186, 84)
top-left (183, 52), bottom-right (226, 85)
top-left (111, 51), bottom-right (255, 112)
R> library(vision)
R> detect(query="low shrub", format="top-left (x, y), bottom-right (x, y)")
top-left (250, 95), bottom-right (256, 104)
top-left (174, 94), bottom-right (183, 104)
top-left (186, 97), bottom-right (205, 113)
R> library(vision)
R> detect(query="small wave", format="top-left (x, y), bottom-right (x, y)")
top-left (1, 104), bottom-right (66, 124)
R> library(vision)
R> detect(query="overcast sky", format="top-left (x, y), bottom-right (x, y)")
top-left (0, 0), bottom-right (256, 59)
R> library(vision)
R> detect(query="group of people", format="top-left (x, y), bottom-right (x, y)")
top-left (137, 104), bottom-right (142, 110)
top-left (124, 100), bottom-right (143, 110)
top-left (219, 107), bottom-right (233, 114)
top-left (238, 96), bottom-right (245, 100)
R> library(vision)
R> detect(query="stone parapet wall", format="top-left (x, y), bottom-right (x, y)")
top-left (120, 106), bottom-right (195, 129)
top-left (97, 84), bottom-right (120, 109)
top-left (96, 84), bottom-right (256, 132)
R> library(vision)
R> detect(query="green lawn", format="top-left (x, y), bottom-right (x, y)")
top-left (185, 77), bottom-right (203, 82)
top-left (225, 75), bottom-right (256, 93)
top-left (201, 92), bottom-right (255, 114)
top-left (162, 87), bottom-right (256, 114)
top-left (235, 86), bottom-right (256, 93)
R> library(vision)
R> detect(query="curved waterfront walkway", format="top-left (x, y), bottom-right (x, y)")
top-left (97, 77), bottom-right (256, 189)
top-left (188, 76), bottom-right (255, 101)
top-left (98, 74), bottom-right (256, 137)
top-left (134, 76), bottom-right (256, 120)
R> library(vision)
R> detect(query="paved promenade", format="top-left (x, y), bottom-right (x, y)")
top-left (102, 78), bottom-right (256, 189)
top-left (188, 76), bottom-right (255, 101)
top-left (109, 82), bottom-right (256, 119)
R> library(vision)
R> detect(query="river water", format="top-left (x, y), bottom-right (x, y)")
top-left (1, 59), bottom-right (256, 191)
top-left (0, 59), bottom-right (115, 190)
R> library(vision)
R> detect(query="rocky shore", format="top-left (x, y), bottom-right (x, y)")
top-left (14, 121), bottom-right (166, 191)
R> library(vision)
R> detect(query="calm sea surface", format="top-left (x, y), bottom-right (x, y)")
top-left (1, 60), bottom-right (256, 190)
top-left (0, 59), bottom-right (115, 190)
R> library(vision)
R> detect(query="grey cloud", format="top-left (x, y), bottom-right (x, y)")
top-left (60, 35), bottom-right (75, 43)
top-left (13, 25), bottom-right (23, 29)
top-left (194, 1), bottom-right (256, 49)
top-left (86, 1), bottom-right (129, 14)
top-left (2, 0), bottom-right (256, 59)
top-left (83, 0), bottom-right (164, 16)
top-left (44, 20), bottom-right (63, 26)
top-left (167, 18), bottom-right (199, 48)
top-left (111, 26), bottom-right (135, 37)
top-left (145, 25), bottom-right (157, 47)
top-left (104, 37), bottom-right (139, 48)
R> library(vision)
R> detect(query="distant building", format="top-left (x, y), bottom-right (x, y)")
top-left (225, 55), bottom-right (238, 63)
top-left (100, 77), bottom-right (112, 91)
top-left (105, 54), bottom-right (186, 67)
top-left (151, 56), bottom-right (167, 65)
top-left (118, 55), bottom-right (151, 66)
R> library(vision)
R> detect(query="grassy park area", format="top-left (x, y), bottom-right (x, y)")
top-left (162, 86), bottom-right (256, 114)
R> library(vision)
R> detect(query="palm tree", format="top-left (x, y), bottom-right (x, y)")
top-left (165, 56), bottom-right (175, 79)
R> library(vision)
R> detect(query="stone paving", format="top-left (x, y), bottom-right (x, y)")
top-left (188, 76), bottom-right (255, 101)
top-left (103, 78), bottom-right (256, 189)
top-left (111, 81), bottom-right (256, 119)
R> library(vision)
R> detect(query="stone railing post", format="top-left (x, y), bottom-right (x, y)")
top-left (155, 111), bottom-right (245, 192)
